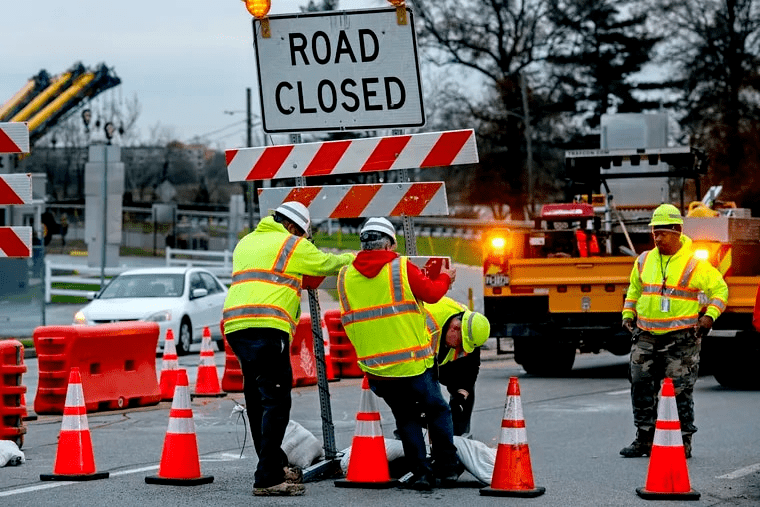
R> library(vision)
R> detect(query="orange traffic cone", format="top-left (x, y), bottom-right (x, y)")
top-left (322, 318), bottom-right (336, 382)
top-left (159, 328), bottom-right (180, 401)
top-left (192, 326), bottom-right (225, 398)
top-left (481, 376), bottom-right (545, 497)
top-left (636, 378), bottom-right (700, 500)
top-left (335, 376), bottom-right (395, 488)
top-left (40, 367), bottom-right (109, 481)
top-left (146, 369), bottom-right (214, 485)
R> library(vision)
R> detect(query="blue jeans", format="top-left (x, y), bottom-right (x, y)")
top-left (226, 328), bottom-right (292, 488)
top-left (368, 369), bottom-right (459, 477)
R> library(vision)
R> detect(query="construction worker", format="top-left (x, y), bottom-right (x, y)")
top-left (423, 297), bottom-right (491, 437)
top-left (620, 203), bottom-right (728, 459)
top-left (336, 217), bottom-right (460, 491)
top-left (223, 201), bottom-right (354, 496)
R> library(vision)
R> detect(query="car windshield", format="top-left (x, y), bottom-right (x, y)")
top-left (99, 274), bottom-right (184, 299)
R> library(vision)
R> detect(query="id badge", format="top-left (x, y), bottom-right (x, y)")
top-left (660, 297), bottom-right (671, 313)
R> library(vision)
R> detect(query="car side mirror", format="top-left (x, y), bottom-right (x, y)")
top-left (191, 288), bottom-right (208, 299)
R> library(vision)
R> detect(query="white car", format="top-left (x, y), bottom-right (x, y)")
top-left (74, 267), bottom-right (228, 355)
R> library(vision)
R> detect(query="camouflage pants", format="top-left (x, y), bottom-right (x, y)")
top-left (629, 328), bottom-right (700, 437)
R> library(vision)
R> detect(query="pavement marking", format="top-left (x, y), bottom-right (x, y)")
top-left (717, 463), bottom-right (760, 479)
top-left (606, 389), bottom-right (630, 395)
top-left (0, 465), bottom-right (159, 497)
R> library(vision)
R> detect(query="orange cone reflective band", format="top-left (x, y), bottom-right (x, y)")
top-left (636, 378), bottom-right (700, 500)
top-left (40, 367), bottom-right (109, 481)
top-left (481, 376), bottom-right (544, 497)
top-left (335, 376), bottom-right (395, 488)
top-left (159, 328), bottom-right (180, 401)
top-left (146, 369), bottom-right (214, 485)
top-left (193, 326), bottom-right (226, 398)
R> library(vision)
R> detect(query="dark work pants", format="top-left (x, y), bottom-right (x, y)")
top-left (368, 369), bottom-right (460, 478)
top-left (629, 328), bottom-right (700, 438)
top-left (438, 349), bottom-right (481, 436)
top-left (226, 327), bottom-right (292, 488)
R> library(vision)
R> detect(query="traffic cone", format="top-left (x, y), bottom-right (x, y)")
top-left (322, 318), bottom-right (336, 382)
top-left (335, 376), bottom-right (395, 488)
top-left (40, 367), bottom-right (109, 481)
top-left (636, 378), bottom-right (700, 500)
top-left (159, 328), bottom-right (180, 401)
top-left (480, 376), bottom-right (545, 497)
top-left (146, 369), bottom-right (214, 485)
top-left (192, 326), bottom-right (226, 398)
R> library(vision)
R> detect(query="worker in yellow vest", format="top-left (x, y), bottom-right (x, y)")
top-left (223, 201), bottom-right (354, 496)
top-left (621, 204), bottom-right (728, 459)
top-left (336, 217), bottom-right (459, 491)
top-left (423, 297), bottom-right (491, 437)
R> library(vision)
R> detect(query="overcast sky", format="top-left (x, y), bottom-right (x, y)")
top-left (1, 0), bottom-right (389, 149)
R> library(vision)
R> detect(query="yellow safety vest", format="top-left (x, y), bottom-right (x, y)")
top-left (223, 216), bottom-right (353, 340)
top-left (337, 257), bottom-right (433, 377)
top-left (622, 235), bottom-right (728, 334)
top-left (423, 297), bottom-right (468, 366)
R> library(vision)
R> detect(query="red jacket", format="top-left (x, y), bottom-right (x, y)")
top-left (351, 250), bottom-right (451, 304)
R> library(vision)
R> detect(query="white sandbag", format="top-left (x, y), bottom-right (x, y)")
top-left (0, 440), bottom-right (25, 467)
top-left (453, 436), bottom-right (495, 485)
top-left (339, 438), bottom-right (405, 473)
top-left (282, 420), bottom-right (324, 469)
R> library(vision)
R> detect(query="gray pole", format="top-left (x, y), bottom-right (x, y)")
top-left (520, 73), bottom-right (535, 217)
top-left (246, 88), bottom-right (254, 231)
top-left (100, 143), bottom-right (108, 286)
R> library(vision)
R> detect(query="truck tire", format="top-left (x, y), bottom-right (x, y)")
top-left (710, 332), bottom-right (760, 389)
top-left (514, 337), bottom-right (576, 376)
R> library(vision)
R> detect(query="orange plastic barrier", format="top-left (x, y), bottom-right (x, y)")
top-left (221, 314), bottom-right (323, 390)
top-left (323, 310), bottom-right (363, 378)
top-left (33, 323), bottom-right (162, 415)
top-left (0, 339), bottom-right (27, 447)
top-left (220, 322), bottom-right (243, 393)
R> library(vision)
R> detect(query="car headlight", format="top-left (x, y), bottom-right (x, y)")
top-left (73, 311), bottom-right (87, 325)
top-left (145, 310), bottom-right (171, 323)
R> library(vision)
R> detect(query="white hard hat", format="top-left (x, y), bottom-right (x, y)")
top-left (275, 201), bottom-right (310, 232)
top-left (360, 217), bottom-right (396, 245)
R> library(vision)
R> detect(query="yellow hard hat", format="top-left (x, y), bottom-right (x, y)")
top-left (461, 310), bottom-right (490, 353)
top-left (648, 204), bottom-right (683, 227)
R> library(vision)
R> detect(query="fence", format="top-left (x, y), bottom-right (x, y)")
top-left (45, 247), bottom-right (234, 303)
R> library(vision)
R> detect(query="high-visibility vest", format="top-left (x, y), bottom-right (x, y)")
top-left (622, 236), bottom-right (728, 334)
top-left (337, 257), bottom-right (433, 377)
top-left (424, 297), bottom-right (468, 366)
top-left (223, 216), bottom-right (352, 339)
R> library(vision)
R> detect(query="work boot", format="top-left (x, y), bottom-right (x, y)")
top-left (683, 435), bottom-right (692, 459)
top-left (620, 431), bottom-right (653, 458)
top-left (284, 465), bottom-right (303, 483)
top-left (253, 481), bottom-right (305, 496)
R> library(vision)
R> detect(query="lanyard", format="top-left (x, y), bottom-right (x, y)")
top-left (659, 254), bottom-right (672, 295)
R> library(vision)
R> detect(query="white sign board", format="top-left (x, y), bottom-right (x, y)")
top-left (253, 7), bottom-right (425, 133)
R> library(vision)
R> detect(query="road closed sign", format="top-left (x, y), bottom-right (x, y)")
top-left (253, 7), bottom-right (425, 133)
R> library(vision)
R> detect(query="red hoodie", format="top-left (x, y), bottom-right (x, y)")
top-left (351, 250), bottom-right (451, 303)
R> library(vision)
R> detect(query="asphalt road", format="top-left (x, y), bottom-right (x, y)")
top-left (5, 350), bottom-right (760, 506)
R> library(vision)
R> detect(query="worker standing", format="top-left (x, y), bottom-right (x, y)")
top-left (336, 217), bottom-right (461, 491)
top-left (223, 201), bottom-right (354, 496)
top-left (424, 297), bottom-right (490, 437)
top-left (620, 204), bottom-right (728, 459)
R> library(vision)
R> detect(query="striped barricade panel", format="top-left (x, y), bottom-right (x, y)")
top-left (226, 129), bottom-right (478, 182)
top-left (258, 181), bottom-right (448, 219)
top-left (0, 122), bottom-right (30, 154)
top-left (0, 227), bottom-right (32, 258)
top-left (0, 174), bottom-right (33, 205)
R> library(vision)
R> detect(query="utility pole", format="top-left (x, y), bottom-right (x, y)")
top-left (520, 72), bottom-right (535, 217)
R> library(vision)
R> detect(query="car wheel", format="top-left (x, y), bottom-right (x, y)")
top-left (177, 318), bottom-right (192, 356)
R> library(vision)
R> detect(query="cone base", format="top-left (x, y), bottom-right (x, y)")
top-left (191, 392), bottom-right (227, 398)
top-left (480, 485), bottom-right (546, 497)
top-left (41, 472), bottom-right (109, 482)
top-left (145, 475), bottom-right (214, 486)
top-left (636, 486), bottom-right (700, 500)
top-left (334, 478), bottom-right (397, 489)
